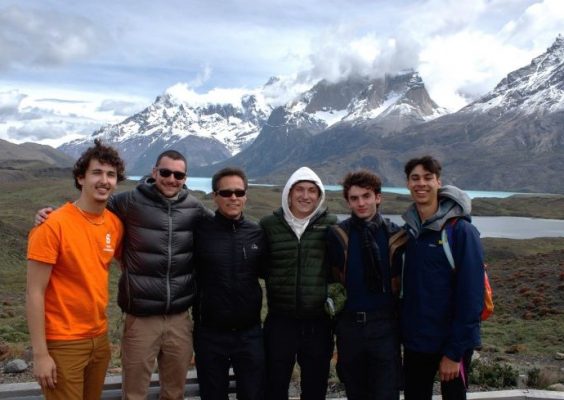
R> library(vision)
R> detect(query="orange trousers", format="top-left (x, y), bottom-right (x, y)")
top-left (43, 334), bottom-right (111, 400)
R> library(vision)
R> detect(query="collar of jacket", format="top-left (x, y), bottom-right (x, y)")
top-left (214, 209), bottom-right (245, 228)
top-left (273, 206), bottom-right (327, 225)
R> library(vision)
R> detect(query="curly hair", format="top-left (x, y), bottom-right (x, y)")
top-left (341, 170), bottom-right (382, 200)
top-left (72, 139), bottom-right (126, 190)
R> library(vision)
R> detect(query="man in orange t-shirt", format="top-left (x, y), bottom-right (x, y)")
top-left (26, 139), bottom-right (125, 400)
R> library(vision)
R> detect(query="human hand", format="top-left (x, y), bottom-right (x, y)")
top-left (34, 207), bottom-right (53, 226)
top-left (439, 355), bottom-right (460, 382)
top-left (33, 353), bottom-right (57, 389)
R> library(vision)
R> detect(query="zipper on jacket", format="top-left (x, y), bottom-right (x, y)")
top-left (165, 202), bottom-right (173, 313)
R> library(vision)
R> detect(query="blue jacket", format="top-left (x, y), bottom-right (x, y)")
top-left (400, 186), bottom-right (484, 361)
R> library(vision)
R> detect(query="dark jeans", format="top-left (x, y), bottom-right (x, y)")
top-left (403, 348), bottom-right (473, 400)
top-left (263, 314), bottom-right (333, 400)
top-left (335, 312), bottom-right (401, 400)
top-left (194, 324), bottom-right (265, 400)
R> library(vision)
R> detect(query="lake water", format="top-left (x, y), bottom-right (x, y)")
top-left (382, 215), bottom-right (564, 239)
top-left (128, 176), bottom-right (564, 238)
top-left (129, 176), bottom-right (521, 198)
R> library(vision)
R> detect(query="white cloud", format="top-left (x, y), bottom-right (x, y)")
top-left (0, 90), bottom-right (26, 119)
top-left (0, 0), bottom-right (562, 144)
top-left (0, 5), bottom-right (110, 69)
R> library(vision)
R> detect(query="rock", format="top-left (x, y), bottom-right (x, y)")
top-left (555, 352), bottom-right (564, 360)
top-left (547, 383), bottom-right (564, 392)
top-left (4, 359), bottom-right (28, 373)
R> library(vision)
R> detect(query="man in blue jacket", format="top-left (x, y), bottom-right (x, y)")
top-left (400, 156), bottom-right (484, 400)
top-left (326, 170), bottom-right (402, 400)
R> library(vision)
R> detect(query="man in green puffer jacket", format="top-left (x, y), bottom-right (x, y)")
top-left (260, 166), bottom-right (337, 400)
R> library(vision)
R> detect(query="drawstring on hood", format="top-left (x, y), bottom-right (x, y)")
top-left (281, 166), bottom-right (326, 239)
top-left (402, 185), bottom-right (472, 238)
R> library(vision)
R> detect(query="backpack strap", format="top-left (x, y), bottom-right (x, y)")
top-left (389, 228), bottom-right (408, 297)
top-left (331, 225), bottom-right (349, 284)
top-left (441, 219), bottom-right (458, 270)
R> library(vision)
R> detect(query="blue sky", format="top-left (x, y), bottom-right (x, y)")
top-left (0, 0), bottom-right (562, 146)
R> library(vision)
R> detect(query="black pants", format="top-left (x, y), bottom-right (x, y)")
top-left (263, 314), bottom-right (333, 400)
top-left (403, 348), bottom-right (473, 400)
top-left (336, 313), bottom-right (401, 400)
top-left (194, 324), bottom-right (265, 400)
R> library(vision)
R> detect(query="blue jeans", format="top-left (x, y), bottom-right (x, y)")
top-left (194, 324), bottom-right (265, 400)
top-left (336, 313), bottom-right (401, 400)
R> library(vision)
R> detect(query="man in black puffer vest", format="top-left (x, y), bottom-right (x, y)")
top-left (109, 150), bottom-right (210, 399)
top-left (193, 167), bottom-right (266, 400)
top-left (260, 166), bottom-right (337, 400)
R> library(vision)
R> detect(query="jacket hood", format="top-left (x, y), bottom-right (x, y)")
top-left (281, 166), bottom-right (326, 239)
top-left (402, 185), bottom-right (471, 237)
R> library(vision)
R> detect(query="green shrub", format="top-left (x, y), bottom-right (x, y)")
top-left (470, 359), bottom-right (518, 388)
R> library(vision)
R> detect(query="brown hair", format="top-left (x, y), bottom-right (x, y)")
top-left (404, 155), bottom-right (442, 178)
top-left (73, 139), bottom-right (126, 190)
top-left (342, 170), bottom-right (382, 200)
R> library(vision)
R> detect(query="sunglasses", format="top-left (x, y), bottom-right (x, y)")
top-left (158, 168), bottom-right (186, 180)
top-left (216, 189), bottom-right (246, 198)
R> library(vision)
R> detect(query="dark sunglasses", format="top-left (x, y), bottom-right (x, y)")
top-left (216, 189), bottom-right (246, 198)
top-left (158, 168), bottom-right (186, 180)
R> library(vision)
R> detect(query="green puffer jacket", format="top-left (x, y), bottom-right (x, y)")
top-left (260, 207), bottom-right (337, 319)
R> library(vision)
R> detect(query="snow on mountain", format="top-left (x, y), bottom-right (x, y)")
top-left (464, 35), bottom-right (564, 115)
top-left (58, 69), bottom-right (444, 172)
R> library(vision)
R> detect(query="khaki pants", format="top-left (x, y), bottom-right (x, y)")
top-left (43, 334), bottom-right (111, 400)
top-left (121, 311), bottom-right (193, 400)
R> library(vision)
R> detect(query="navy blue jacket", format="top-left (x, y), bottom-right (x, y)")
top-left (400, 186), bottom-right (484, 361)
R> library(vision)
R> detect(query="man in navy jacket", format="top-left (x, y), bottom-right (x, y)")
top-left (400, 156), bottom-right (484, 400)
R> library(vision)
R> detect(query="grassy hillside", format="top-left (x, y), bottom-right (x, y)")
top-left (0, 176), bottom-right (562, 368)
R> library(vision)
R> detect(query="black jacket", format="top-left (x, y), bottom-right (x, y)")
top-left (110, 178), bottom-right (209, 316)
top-left (193, 211), bottom-right (266, 330)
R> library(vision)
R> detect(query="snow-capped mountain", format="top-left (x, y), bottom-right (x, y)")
top-left (196, 35), bottom-right (564, 193)
top-left (194, 70), bottom-right (444, 179)
top-left (59, 70), bottom-right (443, 175)
top-left (286, 71), bottom-right (445, 134)
top-left (59, 84), bottom-right (273, 175)
top-left (373, 35), bottom-right (564, 191)
top-left (464, 34), bottom-right (564, 116)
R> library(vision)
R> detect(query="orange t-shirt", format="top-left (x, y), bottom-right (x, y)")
top-left (27, 202), bottom-right (123, 341)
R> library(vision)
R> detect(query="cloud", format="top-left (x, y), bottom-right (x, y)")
top-left (6, 119), bottom-right (102, 142)
top-left (0, 90), bottom-right (26, 119)
top-left (0, 5), bottom-right (110, 69)
top-left (97, 100), bottom-right (146, 117)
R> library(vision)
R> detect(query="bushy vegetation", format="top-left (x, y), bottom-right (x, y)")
top-left (1, 175), bottom-right (563, 387)
top-left (469, 359), bottom-right (519, 388)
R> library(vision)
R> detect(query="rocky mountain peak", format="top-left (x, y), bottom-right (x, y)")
top-left (465, 35), bottom-right (564, 115)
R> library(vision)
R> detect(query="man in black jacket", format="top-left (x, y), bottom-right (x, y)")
top-left (193, 167), bottom-right (266, 400)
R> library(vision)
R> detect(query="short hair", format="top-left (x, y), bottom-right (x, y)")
top-left (212, 167), bottom-right (248, 192)
top-left (404, 156), bottom-right (442, 178)
top-left (341, 170), bottom-right (382, 200)
top-left (73, 139), bottom-right (126, 190)
top-left (155, 150), bottom-right (187, 172)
